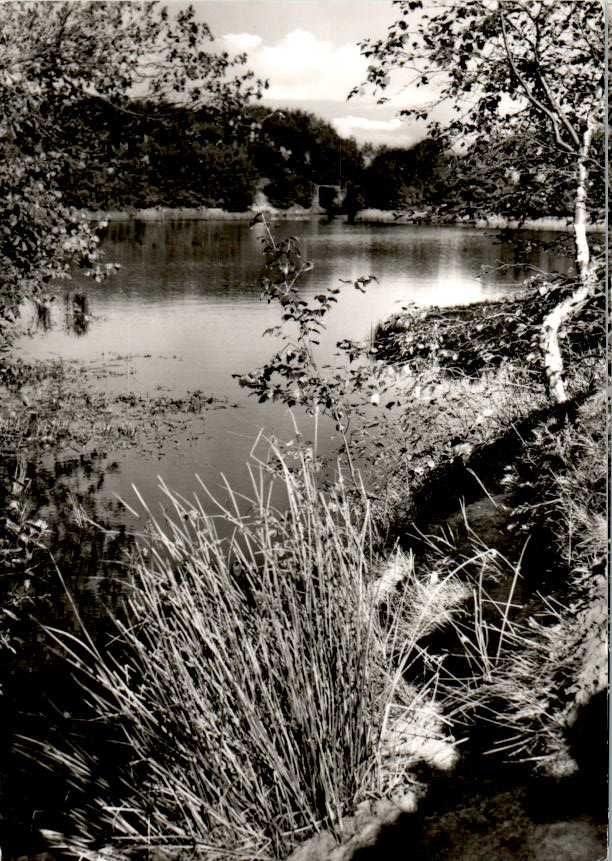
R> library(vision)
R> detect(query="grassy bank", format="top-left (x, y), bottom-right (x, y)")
top-left (360, 273), bottom-right (606, 787)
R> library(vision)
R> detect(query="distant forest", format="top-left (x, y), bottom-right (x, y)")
top-left (55, 100), bottom-right (583, 216)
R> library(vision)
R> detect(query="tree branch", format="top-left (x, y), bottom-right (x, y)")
top-left (499, 11), bottom-right (576, 155)
top-left (533, 66), bottom-right (580, 148)
top-left (54, 4), bottom-right (73, 52)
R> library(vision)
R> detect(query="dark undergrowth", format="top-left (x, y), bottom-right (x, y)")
top-left (351, 744), bottom-right (607, 861)
top-left (0, 448), bottom-right (133, 860)
top-left (382, 385), bottom-right (598, 543)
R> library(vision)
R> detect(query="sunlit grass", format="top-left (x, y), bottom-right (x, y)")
top-left (34, 439), bottom-right (461, 860)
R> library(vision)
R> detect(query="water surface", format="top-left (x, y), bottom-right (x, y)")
top-left (16, 219), bottom-right (571, 520)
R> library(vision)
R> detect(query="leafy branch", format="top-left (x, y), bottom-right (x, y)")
top-left (235, 213), bottom-right (387, 479)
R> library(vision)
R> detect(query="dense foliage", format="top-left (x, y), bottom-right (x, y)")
top-left (250, 107), bottom-right (363, 185)
top-left (0, 1), bottom-right (263, 345)
top-left (54, 98), bottom-right (260, 211)
top-left (59, 103), bottom-right (364, 212)
top-left (444, 130), bottom-right (606, 221)
top-left (356, 0), bottom-right (604, 222)
top-left (362, 139), bottom-right (447, 210)
top-left (53, 100), bottom-right (436, 214)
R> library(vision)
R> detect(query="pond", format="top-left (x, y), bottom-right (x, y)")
top-left (15, 218), bottom-right (572, 522)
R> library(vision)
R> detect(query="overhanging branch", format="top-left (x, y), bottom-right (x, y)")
top-left (499, 11), bottom-right (576, 155)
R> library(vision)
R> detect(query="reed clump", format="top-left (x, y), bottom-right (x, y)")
top-left (38, 440), bottom-right (459, 861)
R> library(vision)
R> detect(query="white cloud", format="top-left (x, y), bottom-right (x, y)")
top-left (216, 28), bottom-right (445, 146)
top-left (332, 114), bottom-right (428, 147)
top-left (221, 28), bottom-right (367, 102)
top-left (220, 32), bottom-right (263, 53)
top-left (333, 116), bottom-right (404, 136)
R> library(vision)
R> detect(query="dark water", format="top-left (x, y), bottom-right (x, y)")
top-left (15, 219), bottom-right (572, 521)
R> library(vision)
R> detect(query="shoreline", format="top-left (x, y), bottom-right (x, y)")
top-left (355, 209), bottom-right (606, 232)
top-left (80, 204), bottom-right (318, 223)
top-left (80, 205), bottom-right (605, 233)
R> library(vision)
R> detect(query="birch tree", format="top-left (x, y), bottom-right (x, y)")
top-left (355, 0), bottom-right (605, 402)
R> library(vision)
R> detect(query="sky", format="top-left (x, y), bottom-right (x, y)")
top-left (168, 1), bottom-right (437, 149)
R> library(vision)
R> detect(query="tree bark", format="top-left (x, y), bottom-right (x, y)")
top-left (541, 119), bottom-right (598, 404)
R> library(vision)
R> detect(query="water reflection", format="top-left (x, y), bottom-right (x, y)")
top-left (64, 291), bottom-right (90, 336)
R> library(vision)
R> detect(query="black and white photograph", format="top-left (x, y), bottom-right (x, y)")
top-left (0, 1), bottom-right (607, 859)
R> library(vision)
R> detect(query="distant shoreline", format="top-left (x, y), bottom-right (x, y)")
top-left (355, 209), bottom-right (606, 232)
top-left (80, 205), bottom-right (605, 233)
top-left (80, 205), bottom-right (316, 223)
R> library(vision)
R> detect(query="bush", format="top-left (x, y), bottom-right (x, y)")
top-left (197, 144), bottom-right (258, 211)
top-left (362, 141), bottom-right (447, 211)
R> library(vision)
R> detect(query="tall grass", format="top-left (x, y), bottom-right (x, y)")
top-left (409, 391), bottom-right (607, 775)
top-left (476, 391), bottom-right (607, 773)
top-left (37, 440), bottom-right (455, 860)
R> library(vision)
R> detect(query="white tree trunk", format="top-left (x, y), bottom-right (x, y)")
top-left (541, 120), bottom-right (597, 404)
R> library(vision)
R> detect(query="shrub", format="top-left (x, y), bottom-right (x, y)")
top-left (373, 269), bottom-right (605, 386)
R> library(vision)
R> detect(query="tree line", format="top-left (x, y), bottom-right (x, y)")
top-left (53, 97), bottom-right (595, 219)
top-left (50, 98), bottom-right (453, 213)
